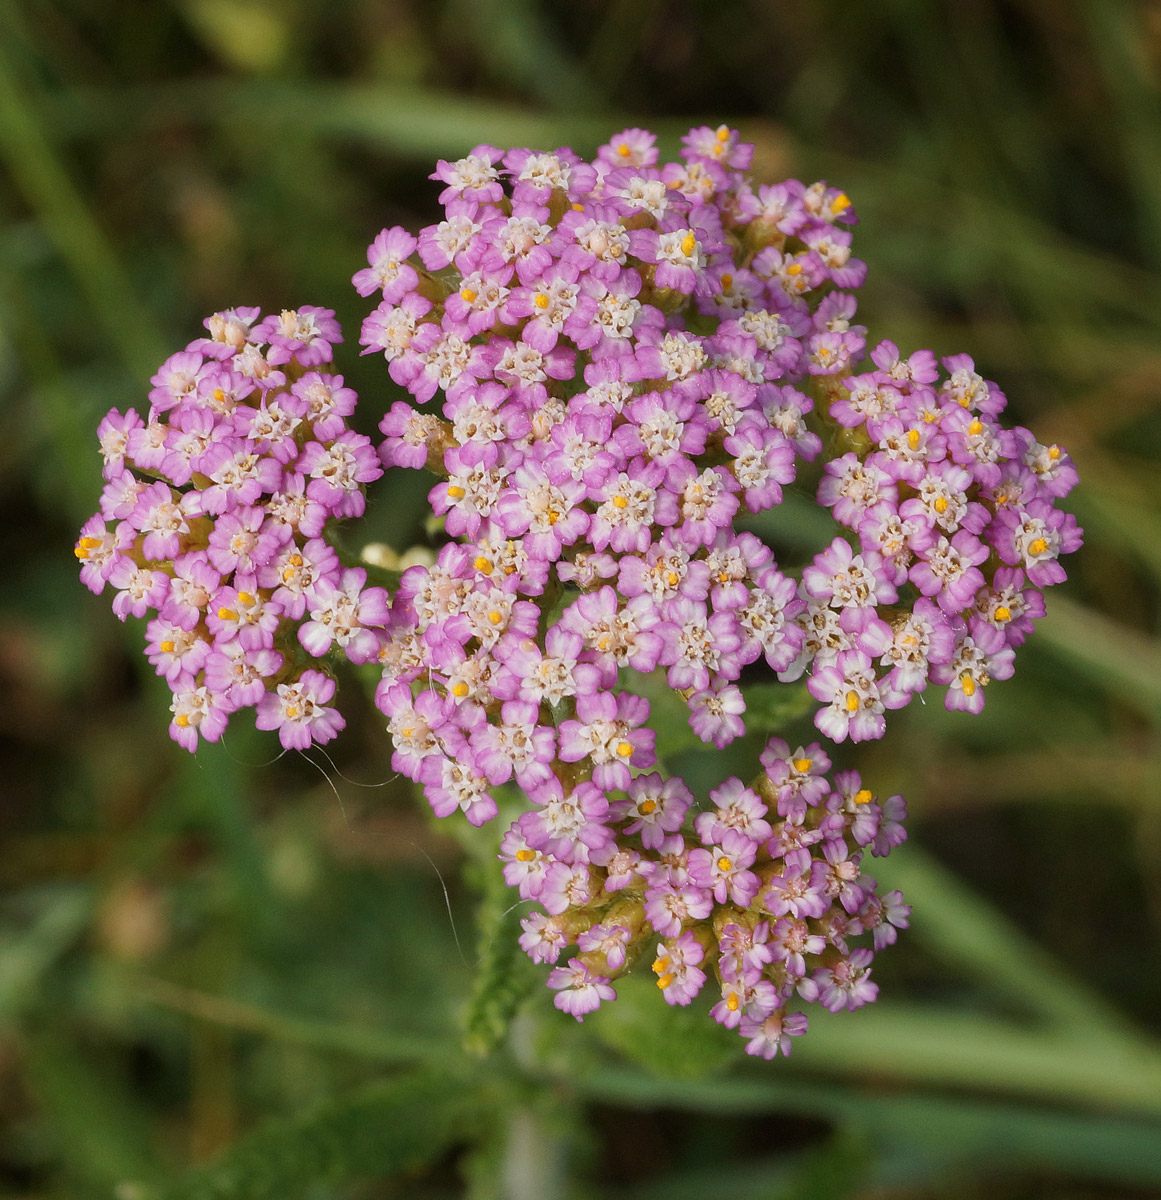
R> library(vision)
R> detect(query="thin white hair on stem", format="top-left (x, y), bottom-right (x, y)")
top-left (306, 742), bottom-right (399, 789)
top-left (295, 748), bottom-right (351, 829)
top-left (409, 841), bottom-right (471, 969)
top-left (473, 897), bottom-right (538, 969)
top-left (217, 732), bottom-right (290, 769)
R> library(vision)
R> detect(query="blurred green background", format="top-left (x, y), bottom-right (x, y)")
top-left (3, 0), bottom-right (1161, 1196)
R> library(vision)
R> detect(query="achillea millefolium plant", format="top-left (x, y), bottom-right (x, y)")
top-left (75, 124), bottom-right (1081, 1059)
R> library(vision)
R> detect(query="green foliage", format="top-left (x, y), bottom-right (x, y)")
top-left (459, 811), bottom-right (538, 1058)
top-left (141, 1070), bottom-right (478, 1200)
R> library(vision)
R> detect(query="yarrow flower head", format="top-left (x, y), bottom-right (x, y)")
top-left (78, 122), bottom-right (1081, 1059)
top-left (76, 306), bottom-right (385, 753)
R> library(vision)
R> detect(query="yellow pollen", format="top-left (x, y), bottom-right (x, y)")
top-left (571, 202), bottom-right (584, 211)
top-left (616, 142), bottom-right (632, 158)
top-left (487, 610), bottom-right (504, 626)
top-left (212, 387), bottom-right (226, 404)
top-left (785, 262), bottom-right (803, 275)
top-left (547, 509), bottom-right (560, 526)
top-left (793, 757), bottom-right (812, 773)
top-left (830, 192), bottom-right (852, 214)
top-left (907, 429), bottom-right (921, 450)
top-left (680, 232), bottom-right (697, 257)
top-left (717, 855), bottom-right (732, 872)
top-left (652, 957), bottom-right (669, 975)
top-left (289, 554), bottom-right (303, 567)
top-left (934, 496), bottom-right (949, 514)
top-left (474, 556), bottom-right (493, 574)
top-left (639, 798), bottom-right (657, 815)
top-left (459, 287), bottom-right (478, 304)
top-left (969, 419), bottom-right (984, 435)
top-left (176, 714), bottom-right (190, 727)
top-left (616, 740), bottom-right (634, 757)
top-left (238, 591), bottom-right (255, 606)
top-left (282, 566), bottom-right (297, 582)
top-left (217, 607), bottom-right (238, 621)
top-left (716, 125), bottom-right (730, 143)
top-left (845, 690), bottom-right (860, 713)
top-left (400, 727), bottom-right (414, 739)
top-left (452, 682), bottom-right (470, 698)
top-left (961, 675), bottom-right (976, 697)
top-left (516, 848), bottom-right (536, 862)
top-left (1028, 537), bottom-right (1048, 556)
top-left (533, 292), bottom-right (551, 310)
top-left (995, 605), bottom-right (1012, 622)
top-left (447, 484), bottom-right (466, 499)
top-left (1048, 445), bottom-right (1061, 460)
top-left (924, 410), bottom-right (939, 424)
top-left (73, 545), bottom-right (88, 560)
top-left (80, 536), bottom-right (101, 550)
top-left (656, 973), bottom-right (674, 990)
top-left (612, 495), bottom-right (629, 509)
top-left (718, 571), bottom-right (731, 583)
top-left (160, 640), bottom-right (176, 654)
top-left (666, 571), bottom-right (680, 587)
top-left (721, 272), bottom-right (734, 289)
top-left (286, 704), bottom-right (299, 719)
top-left (726, 992), bottom-right (740, 1012)
top-left (958, 396), bottom-right (970, 407)
top-left (854, 788), bottom-right (873, 805)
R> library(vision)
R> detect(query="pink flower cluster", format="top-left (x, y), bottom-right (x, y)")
top-left (506, 744), bottom-right (909, 1055)
top-left (75, 306), bottom-right (386, 752)
top-left (350, 123), bottom-right (1079, 1052)
top-left (805, 345), bottom-right (1083, 736)
top-left (77, 122), bottom-right (1083, 1059)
